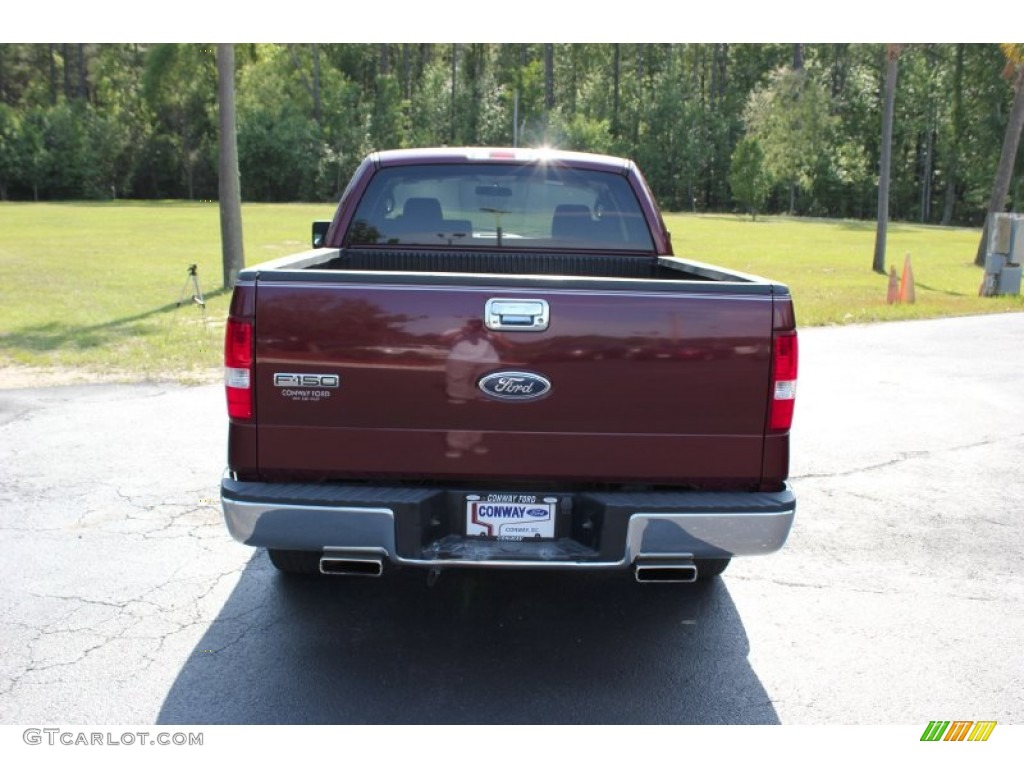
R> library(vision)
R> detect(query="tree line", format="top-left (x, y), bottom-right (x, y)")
top-left (0, 43), bottom-right (1021, 228)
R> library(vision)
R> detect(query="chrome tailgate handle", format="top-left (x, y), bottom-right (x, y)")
top-left (485, 298), bottom-right (550, 332)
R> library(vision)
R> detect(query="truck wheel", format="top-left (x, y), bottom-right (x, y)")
top-left (696, 558), bottom-right (730, 580)
top-left (267, 548), bottom-right (321, 575)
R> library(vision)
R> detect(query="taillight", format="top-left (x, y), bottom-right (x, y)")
top-left (769, 331), bottom-right (798, 432)
top-left (225, 318), bottom-right (253, 420)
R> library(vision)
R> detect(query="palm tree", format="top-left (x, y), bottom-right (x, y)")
top-left (873, 44), bottom-right (901, 274)
top-left (217, 43), bottom-right (244, 289)
top-left (975, 44), bottom-right (1024, 266)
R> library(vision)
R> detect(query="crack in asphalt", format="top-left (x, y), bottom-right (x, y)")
top-left (0, 382), bottom-right (247, 718)
top-left (63, 485), bottom-right (222, 541)
top-left (0, 405), bottom-right (37, 429)
top-left (730, 574), bottom-right (1012, 603)
top-left (791, 433), bottom-right (1024, 480)
top-left (2, 563), bottom-right (256, 699)
top-left (132, 570), bottom-right (272, 680)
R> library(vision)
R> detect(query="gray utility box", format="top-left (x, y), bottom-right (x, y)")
top-left (983, 213), bottom-right (1024, 296)
top-left (1012, 221), bottom-right (1024, 266)
top-left (990, 214), bottom-right (1014, 256)
top-left (985, 252), bottom-right (1008, 274)
top-left (1000, 265), bottom-right (1023, 295)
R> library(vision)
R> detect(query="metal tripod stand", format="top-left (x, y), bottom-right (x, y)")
top-left (175, 263), bottom-right (208, 328)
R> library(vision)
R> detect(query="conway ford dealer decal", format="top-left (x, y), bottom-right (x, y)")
top-left (273, 372), bottom-right (339, 403)
top-left (478, 371), bottom-right (551, 402)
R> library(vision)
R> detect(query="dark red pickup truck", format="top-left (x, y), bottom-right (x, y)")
top-left (220, 147), bottom-right (797, 582)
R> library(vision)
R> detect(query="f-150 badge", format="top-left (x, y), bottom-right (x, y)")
top-left (273, 373), bottom-right (340, 388)
top-left (478, 371), bottom-right (551, 402)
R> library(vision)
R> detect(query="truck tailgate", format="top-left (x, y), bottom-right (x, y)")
top-left (252, 277), bottom-right (774, 485)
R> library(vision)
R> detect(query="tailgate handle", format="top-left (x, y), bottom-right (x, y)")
top-left (485, 298), bottom-right (550, 332)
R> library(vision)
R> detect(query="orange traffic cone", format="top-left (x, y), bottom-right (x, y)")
top-left (887, 265), bottom-right (900, 304)
top-left (898, 253), bottom-right (916, 304)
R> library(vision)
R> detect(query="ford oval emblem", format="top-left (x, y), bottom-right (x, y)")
top-left (478, 371), bottom-right (551, 402)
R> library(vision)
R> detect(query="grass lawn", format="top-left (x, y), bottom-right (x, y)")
top-left (0, 202), bottom-right (1021, 381)
top-left (0, 201), bottom-right (334, 380)
top-left (665, 212), bottom-right (1024, 326)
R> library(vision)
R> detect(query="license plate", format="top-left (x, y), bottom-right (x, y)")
top-left (465, 494), bottom-right (557, 540)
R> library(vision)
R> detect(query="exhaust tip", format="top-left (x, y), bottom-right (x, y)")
top-left (320, 556), bottom-right (384, 577)
top-left (634, 561), bottom-right (698, 583)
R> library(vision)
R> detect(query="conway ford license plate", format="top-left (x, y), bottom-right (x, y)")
top-left (465, 494), bottom-right (557, 540)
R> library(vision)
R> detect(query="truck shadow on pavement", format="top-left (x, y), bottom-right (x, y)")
top-left (157, 552), bottom-right (778, 725)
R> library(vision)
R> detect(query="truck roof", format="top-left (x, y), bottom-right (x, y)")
top-left (372, 147), bottom-right (634, 174)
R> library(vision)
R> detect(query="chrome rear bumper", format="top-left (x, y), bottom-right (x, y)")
top-left (221, 476), bottom-right (795, 570)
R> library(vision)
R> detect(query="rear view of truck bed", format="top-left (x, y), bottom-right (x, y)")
top-left (221, 148), bottom-right (797, 582)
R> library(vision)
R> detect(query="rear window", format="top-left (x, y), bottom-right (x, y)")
top-left (345, 163), bottom-right (654, 252)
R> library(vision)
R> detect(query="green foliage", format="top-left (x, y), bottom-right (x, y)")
top-left (453, 44), bottom-right (507, 146)
top-left (237, 106), bottom-right (320, 201)
top-left (235, 48), bottom-right (321, 201)
top-left (406, 56), bottom-right (451, 148)
top-left (369, 74), bottom-right (404, 151)
top-left (0, 104), bottom-right (20, 199)
top-left (729, 137), bottom-right (772, 219)
top-left (317, 69), bottom-right (371, 197)
top-left (141, 44), bottom-right (217, 199)
top-left (549, 110), bottom-right (613, 154)
top-left (511, 58), bottom-right (548, 145)
top-left (743, 67), bottom-right (838, 211)
top-left (2, 102), bottom-right (127, 199)
top-left (0, 43), bottom-right (1020, 226)
top-left (41, 103), bottom-right (94, 196)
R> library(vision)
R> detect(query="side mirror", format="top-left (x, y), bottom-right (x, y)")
top-left (312, 220), bottom-right (331, 248)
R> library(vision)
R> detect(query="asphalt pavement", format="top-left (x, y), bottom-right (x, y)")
top-left (0, 314), bottom-right (1022, 725)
